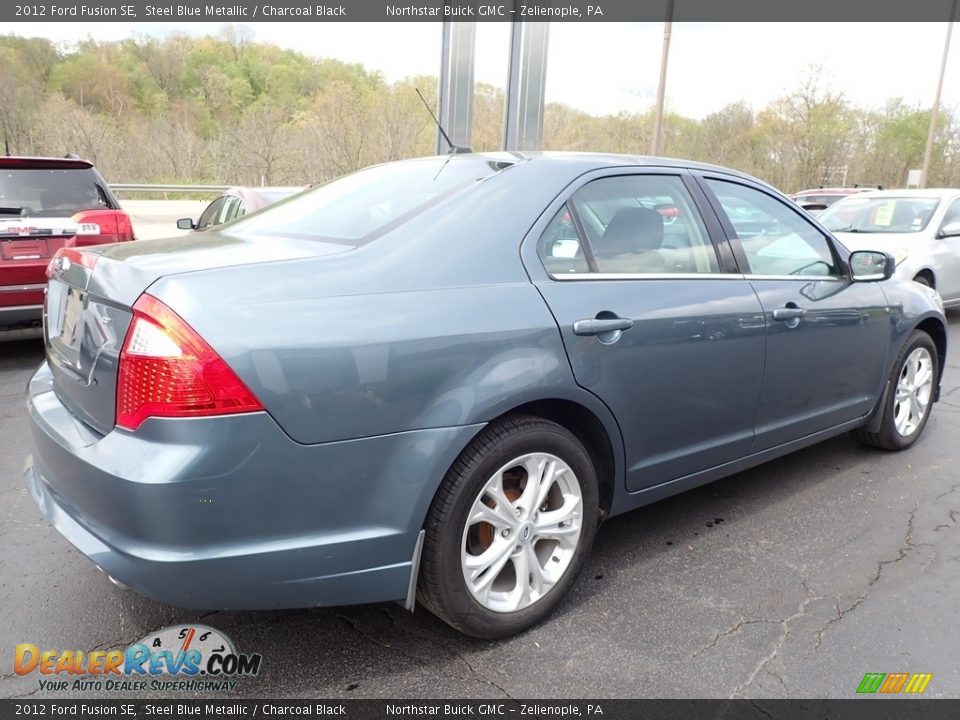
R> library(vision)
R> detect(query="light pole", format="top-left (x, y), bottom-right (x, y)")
top-left (920, 0), bottom-right (957, 188)
top-left (649, 0), bottom-right (675, 156)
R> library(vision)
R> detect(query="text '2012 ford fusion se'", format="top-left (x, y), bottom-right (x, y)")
top-left (25, 153), bottom-right (946, 638)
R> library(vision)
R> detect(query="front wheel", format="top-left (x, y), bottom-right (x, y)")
top-left (855, 330), bottom-right (938, 450)
top-left (417, 416), bottom-right (599, 639)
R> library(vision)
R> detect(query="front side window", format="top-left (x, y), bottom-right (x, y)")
top-left (940, 197), bottom-right (960, 231)
top-left (537, 174), bottom-right (719, 276)
top-left (197, 197), bottom-right (227, 230)
top-left (707, 179), bottom-right (839, 277)
top-left (221, 195), bottom-right (244, 223)
top-left (819, 196), bottom-right (940, 234)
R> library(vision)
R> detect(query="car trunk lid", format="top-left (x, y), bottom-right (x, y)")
top-left (44, 232), bottom-right (352, 434)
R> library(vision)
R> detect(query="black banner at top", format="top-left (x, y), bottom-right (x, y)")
top-left (2, 0), bottom-right (959, 22)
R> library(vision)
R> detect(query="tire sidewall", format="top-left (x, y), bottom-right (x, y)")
top-left (881, 332), bottom-right (938, 449)
top-left (438, 423), bottom-right (599, 637)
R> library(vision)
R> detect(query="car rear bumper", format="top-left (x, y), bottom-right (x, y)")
top-left (0, 302), bottom-right (42, 329)
top-left (25, 361), bottom-right (482, 609)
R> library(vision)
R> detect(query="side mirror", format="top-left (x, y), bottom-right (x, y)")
top-left (176, 218), bottom-right (196, 230)
top-left (939, 220), bottom-right (960, 238)
top-left (849, 250), bottom-right (895, 282)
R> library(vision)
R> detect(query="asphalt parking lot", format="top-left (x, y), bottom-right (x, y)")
top-left (2, 314), bottom-right (959, 700)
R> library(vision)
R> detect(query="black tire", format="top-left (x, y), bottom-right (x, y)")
top-left (417, 415), bottom-right (599, 639)
top-left (913, 273), bottom-right (933, 288)
top-left (854, 330), bottom-right (938, 451)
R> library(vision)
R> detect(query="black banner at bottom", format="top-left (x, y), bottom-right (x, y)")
top-left (1, 699), bottom-right (959, 720)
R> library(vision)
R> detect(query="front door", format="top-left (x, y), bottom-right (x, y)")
top-left (701, 176), bottom-right (892, 451)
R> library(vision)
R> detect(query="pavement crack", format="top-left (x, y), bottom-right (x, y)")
top-left (2, 686), bottom-right (40, 700)
top-left (730, 592), bottom-right (822, 698)
top-left (691, 618), bottom-right (782, 658)
top-left (811, 503), bottom-right (924, 654)
top-left (747, 699), bottom-right (775, 720)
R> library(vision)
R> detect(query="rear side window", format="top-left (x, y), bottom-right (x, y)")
top-left (538, 174), bottom-right (719, 276)
top-left (227, 158), bottom-right (502, 245)
top-left (0, 168), bottom-right (110, 217)
top-left (707, 179), bottom-right (839, 278)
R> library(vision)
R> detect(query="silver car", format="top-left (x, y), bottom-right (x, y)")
top-left (819, 189), bottom-right (960, 305)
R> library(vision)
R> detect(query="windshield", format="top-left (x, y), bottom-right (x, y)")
top-left (819, 196), bottom-right (940, 234)
top-left (0, 168), bottom-right (110, 217)
top-left (227, 157), bottom-right (502, 244)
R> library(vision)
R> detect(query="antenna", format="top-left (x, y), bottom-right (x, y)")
top-left (416, 88), bottom-right (471, 155)
top-left (2, 122), bottom-right (10, 156)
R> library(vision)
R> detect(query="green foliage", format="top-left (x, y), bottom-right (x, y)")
top-left (3, 33), bottom-right (959, 191)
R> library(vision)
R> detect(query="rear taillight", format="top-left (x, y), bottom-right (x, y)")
top-left (71, 209), bottom-right (135, 244)
top-left (116, 294), bottom-right (263, 431)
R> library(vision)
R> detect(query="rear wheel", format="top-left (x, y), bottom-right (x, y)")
top-left (418, 416), bottom-right (599, 639)
top-left (855, 331), bottom-right (938, 450)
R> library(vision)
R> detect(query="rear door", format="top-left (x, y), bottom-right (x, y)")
top-left (527, 169), bottom-right (767, 493)
top-left (699, 175), bottom-right (891, 451)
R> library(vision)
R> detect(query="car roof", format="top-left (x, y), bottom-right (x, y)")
top-left (791, 188), bottom-right (869, 195)
top-left (846, 188), bottom-right (960, 199)
top-left (397, 151), bottom-right (772, 190)
top-left (488, 150), bottom-right (755, 175)
top-left (0, 156), bottom-right (94, 169)
top-left (227, 186), bottom-right (303, 193)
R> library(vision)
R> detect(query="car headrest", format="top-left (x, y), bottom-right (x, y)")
top-left (598, 207), bottom-right (664, 257)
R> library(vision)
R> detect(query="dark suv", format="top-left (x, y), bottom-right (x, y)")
top-left (0, 156), bottom-right (135, 331)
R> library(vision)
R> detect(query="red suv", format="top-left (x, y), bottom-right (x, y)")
top-left (0, 156), bottom-right (135, 331)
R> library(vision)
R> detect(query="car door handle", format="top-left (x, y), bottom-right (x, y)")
top-left (772, 306), bottom-right (807, 321)
top-left (573, 317), bottom-right (634, 336)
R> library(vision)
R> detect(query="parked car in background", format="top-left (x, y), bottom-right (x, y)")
top-left (819, 189), bottom-right (960, 305)
top-left (790, 186), bottom-right (882, 216)
top-left (177, 186), bottom-right (302, 231)
top-left (25, 153), bottom-right (945, 639)
top-left (1, 155), bottom-right (135, 332)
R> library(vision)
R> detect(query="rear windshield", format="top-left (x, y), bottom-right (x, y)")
top-left (795, 195), bottom-right (842, 206)
top-left (0, 168), bottom-right (111, 217)
top-left (226, 157), bottom-right (503, 244)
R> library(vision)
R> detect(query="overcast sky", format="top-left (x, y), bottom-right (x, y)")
top-left (9, 22), bottom-right (960, 119)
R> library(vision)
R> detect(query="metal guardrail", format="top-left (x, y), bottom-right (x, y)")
top-left (111, 184), bottom-right (232, 194)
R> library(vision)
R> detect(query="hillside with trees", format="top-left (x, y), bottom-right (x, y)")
top-left (2, 30), bottom-right (958, 192)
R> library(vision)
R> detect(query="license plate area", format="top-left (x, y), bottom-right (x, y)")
top-left (1, 238), bottom-right (49, 260)
top-left (47, 279), bottom-right (86, 370)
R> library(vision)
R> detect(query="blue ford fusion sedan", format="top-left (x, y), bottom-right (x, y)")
top-left (26, 153), bottom-right (946, 638)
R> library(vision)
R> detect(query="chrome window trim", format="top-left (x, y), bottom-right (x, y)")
top-left (548, 272), bottom-right (847, 282)
top-left (745, 274), bottom-right (845, 282)
top-left (550, 272), bottom-right (747, 281)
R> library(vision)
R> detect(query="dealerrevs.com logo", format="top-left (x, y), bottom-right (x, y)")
top-left (14, 624), bottom-right (262, 693)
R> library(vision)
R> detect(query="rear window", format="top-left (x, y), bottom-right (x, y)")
top-left (0, 168), bottom-right (111, 217)
top-left (226, 157), bottom-right (503, 245)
